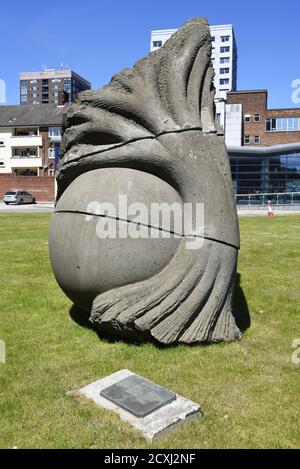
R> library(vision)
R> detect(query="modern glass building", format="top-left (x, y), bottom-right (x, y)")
top-left (228, 143), bottom-right (300, 195)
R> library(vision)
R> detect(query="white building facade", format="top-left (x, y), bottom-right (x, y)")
top-left (224, 103), bottom-right (243, 147)
top-left (150, 24), bottom-right (237, 129)
top-left (0, 104), bottom-right (63, 176)
top-left (0, 129), bottom-right (43, 175)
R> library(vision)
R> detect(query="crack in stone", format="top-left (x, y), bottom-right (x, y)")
top-left (61, 127), bottom-right (206, 167)
top-left (54, 209), bottom-right (238, 250)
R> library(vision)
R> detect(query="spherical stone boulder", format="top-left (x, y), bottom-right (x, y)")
top-left (49, 167), bottom-right (183, 312)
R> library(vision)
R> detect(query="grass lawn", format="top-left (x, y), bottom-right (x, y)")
top-left (0, 213), bottom-right (299, 449)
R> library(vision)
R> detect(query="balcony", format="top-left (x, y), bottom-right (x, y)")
top-left (11, 146), bottom-right (42, 167)
top-left (10, 135), bottom-right (43, 147)
top-left (10, 155), bottom-right (42, 168)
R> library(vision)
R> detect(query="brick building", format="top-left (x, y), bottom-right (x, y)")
top-left (0, 104), bottom-right (64, 201)
top-left (1, 92), bottom-right (298, 200)
top-left (20, 69), bottom-right (91, 105)
top-left (225, 90), bottom-right (300, 146)
top-left (224, 90), bottom-right (300, 195)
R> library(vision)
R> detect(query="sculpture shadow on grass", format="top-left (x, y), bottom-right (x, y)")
top-left (232, 273), bottom-right (251, 332)
top-left (69, 272), bottom-right (250, 346)
top-left (69, 303), bottom-right (144, 346)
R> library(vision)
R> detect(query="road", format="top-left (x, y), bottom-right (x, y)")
top-left (0, 202), bottom-right (54, 213)
top-left (0, 202), bottom-right (300, 216)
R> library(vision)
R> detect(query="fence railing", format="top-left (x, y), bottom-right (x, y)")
top-left (235, 192), bottom-right (300, 206)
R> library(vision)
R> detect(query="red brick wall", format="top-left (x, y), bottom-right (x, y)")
top-left (227, 91), bottom-right (267, 145)
top-left (264, 109), bottom-right (300, 145)
top-left (39, 128), bottom-right (56, 176)
top-left (0, 174), bottom-right (55, 202)
top-left (227, 90), bottom-right (268, 110)
top-left (226, 90), bottom-right (300, 145)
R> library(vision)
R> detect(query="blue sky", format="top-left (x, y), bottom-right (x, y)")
top-left (1, 0), bottom-right (299, 108)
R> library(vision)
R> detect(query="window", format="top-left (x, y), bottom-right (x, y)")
top-left (48, 169), bottom-right (54, 176)
top-left (12, 147), bottom-right (37, 157)
top-left (21, 81), bottom-right (27, 94)
top-left (220, 57), bottom-right (230, 64)
top-left (211, 36), bottom-right (215, 42)
top-left (31, 93), bottom-right (38, 98)
top-left (0, 161), bottom-right (5, 168)
top-left (30, 86), bottom-right (38, 91)
top-left (244, 135), bottom-right (250, 145)
top-left (30, 79), bottom-right (38, 84)
top-left (52, 86), bottom-right (60, 90)
top-left (152, 41), bottom-right (162, 48)
top-left (48, 127), bottom-right (61, 137)
top-left (14, 128), bottom-right (38, 136)
top-left (32, 101), bottom-right (40, 104)
top-left (220, 68), bottom-right (229, 74)
top-left (254, 114), bottom-right (260, 122)
top-left (53, 92), bottom-right (59, 97)
top-left (14, 168), bottom-right (38, 176)
top-left (0, 140), bottom-right (5, 146)
top-left (266, 118), bottom-right (273, 131)
top-left (266, 117), bottom-right (300, 132)
top-left (220, 78), bottom-right (229, 85)
top-left (230, 152), bottom-right (300, 194)
top-left (254, 136), bottom-right (260, 144)
top-left (221, 35), bottom-right (230, 42)
top-left (48, 148), bottom-right (55, 158)
top-left (21, 96), bottom-right (28, 103)
top-left (52, 78), bottom-right (61, 83)
top-left (220, 46), bottom-right (230, 53)
top-left (245, 114), bottom-right (251, 122)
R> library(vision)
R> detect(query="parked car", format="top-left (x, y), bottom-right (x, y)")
top-left (3, 190), bottom-right (36, 205)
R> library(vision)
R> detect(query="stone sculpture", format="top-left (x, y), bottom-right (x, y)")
top-left (49, 17), bottom-right (241, 345)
